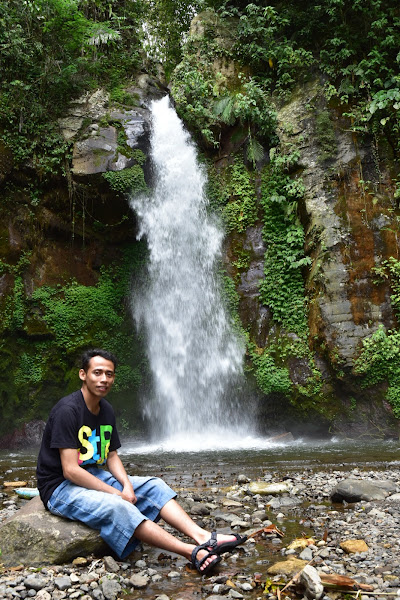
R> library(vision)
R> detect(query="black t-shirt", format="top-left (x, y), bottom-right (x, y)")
top-left (36, 390), bottom-right (121, 507)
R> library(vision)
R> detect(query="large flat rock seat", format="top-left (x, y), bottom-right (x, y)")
top-left (0, 496), bottom-right (108, 566)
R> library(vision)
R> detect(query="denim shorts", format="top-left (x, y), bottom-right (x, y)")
top-left (47, 466), bottom-right (176, 559)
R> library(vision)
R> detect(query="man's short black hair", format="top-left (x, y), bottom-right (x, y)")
top-left (80, 349), bottom-right (118, 372)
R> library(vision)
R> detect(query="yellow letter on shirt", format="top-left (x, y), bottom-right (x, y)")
top-left (78, 425), bottom-right (94, 462)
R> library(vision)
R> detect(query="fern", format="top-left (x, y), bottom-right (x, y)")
top-left (246, 133), bottom-right (265, 165)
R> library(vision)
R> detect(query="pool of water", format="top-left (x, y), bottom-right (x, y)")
top-left (1, 437), bottom-right (400, 489)
top-left (118, 436), bottom-right (400, 479)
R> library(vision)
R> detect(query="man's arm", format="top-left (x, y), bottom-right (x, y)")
top-left (106, 450), bottom-right (137, 503)
top-left (59, 448), bottom-right (135, 502)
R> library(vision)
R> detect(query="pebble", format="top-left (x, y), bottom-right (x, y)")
top-left (101, 578), bottom-right (121, 600)
top-left (130, 573), bottom-right (150, 588)
top-left (102, 557), bottom-right (119, 573)
top-left (54, 577), bottom-right (71, 590)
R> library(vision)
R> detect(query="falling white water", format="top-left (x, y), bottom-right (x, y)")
top-left (131, 96), bottom-right (253, 449)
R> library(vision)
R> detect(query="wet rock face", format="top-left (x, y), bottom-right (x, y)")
top-left (235, 225), bottom-right (271, 347)
top-left (276, 79), bottom-right (398, 371)
top-left (59, 83), bottom-right (159, 177)
top-left (271, 78), bottom-right (399, 434)
top-left (0, 420), bottom-right (46, 450)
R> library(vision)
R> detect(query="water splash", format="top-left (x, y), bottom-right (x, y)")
top-left (131, 96), bottom-right (253, 446)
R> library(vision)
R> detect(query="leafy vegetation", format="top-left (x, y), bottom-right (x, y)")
top-left (0, 243), bottom-right (148, 438)
top-left (259, 149), bottom-right (310, 336)
top-left (170, 12), bottom-right (276, 151)
top-left (0, 0), bottom-right (146, 175)
top-left (102, 165), bottom-right (147, 194)
top-left (355, 258), bottom-right (400, 416)
top-left (170, 1), bottom-right (399, 160)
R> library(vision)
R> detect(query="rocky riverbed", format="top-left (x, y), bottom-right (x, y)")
top-left (1, 465), bottom-right (400, 600)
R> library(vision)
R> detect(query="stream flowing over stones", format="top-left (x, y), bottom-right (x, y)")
top-left (131, 97), bottom-right (253, 447)
top-left (1, 443), bottom-right (400, 599)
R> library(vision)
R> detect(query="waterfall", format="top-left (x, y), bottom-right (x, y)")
top-left (131, 96), bottom-right (252, 449)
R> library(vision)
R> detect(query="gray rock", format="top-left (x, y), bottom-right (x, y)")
top-left (213, 511), bottom-right (238, 523)
top-left (101, 578), bottom-right (121, 600)
top-left (129, 574), bottom-right (149, 588)
top-left (387, 493), bottom-right (400, 502)
top-left (24, 576), bottom-right (48, 591)
top-left (54, 577), bottom-right (71, 591)
top-left (92, 588), bottom-right (105, 600)
top-left (0, 497), bottom-right (108, 566)
top-left (103, 556), bottom-right (119, 573)
top-left (167, 571), bottom-right (180, 578)
top-left (331, 479), bottom-right (393, 503)
top-left (190, 503), bottom-right (210, 515)
top-left (299, 547), bottom-right (314, 561)
top-left (240, 583), bottom-right (254, 591)
top-left (299, 565), bottom-right (324, 600)
top-left (229, 590), bottom-right (244, 599)
top-left (268, 497), bottom-right (299, 509)
top-left (134, 559), bottom-right (147, 568)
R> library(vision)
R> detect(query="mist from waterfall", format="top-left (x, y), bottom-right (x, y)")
top-left (131, 96), bottom-right (254, 450)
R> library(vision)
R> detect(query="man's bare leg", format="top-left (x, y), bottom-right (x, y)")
top-left (159, 499), bottom-right (242, 547)
top-left (133, 500), bottom-right (242, 572)
top-left (133, 518), bottom-right (216, 571)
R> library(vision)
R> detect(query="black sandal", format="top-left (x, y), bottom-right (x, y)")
top-left (191, 544), bottom-right (221, 575)
top-left (205, 531), bottom-right (247, 555)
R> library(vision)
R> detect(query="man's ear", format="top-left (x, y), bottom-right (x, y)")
top-left (79, 369), bottom-right (86, 382)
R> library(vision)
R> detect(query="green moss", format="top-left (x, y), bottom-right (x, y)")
top-left (0, 242), bottom-right (148, 438)
top-left (102, 165), bottom-right (147, 194)
top-left (315, 111), bottom-right (337, 162)
top-left (250, 346), bottom-right (292, 396)
top-left (205, 156), bottom-right (259, 233)
top-left (354, 258), bottom-right (400, 418)
top-left (109, 86), bottom-right (140, 107)
top-left (132, 149), bottom-right (146, 166)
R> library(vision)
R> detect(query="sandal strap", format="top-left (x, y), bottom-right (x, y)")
top-left (206, 531), bottom-right (218, 550)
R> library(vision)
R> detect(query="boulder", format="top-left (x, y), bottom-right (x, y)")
top-left (331, 478), bottom-right (397, 503)
top-left (0, 496), bottom-right (107, 566)
top-left (0, 420), bottom-right (45, 449)
top-left (57, 84), bottom-right (164, 177)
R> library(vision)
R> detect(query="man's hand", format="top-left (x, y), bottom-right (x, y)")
top-left (107, 450), bottom-right (137, 503)
top-left (121, 482), bottom-right (137, 504)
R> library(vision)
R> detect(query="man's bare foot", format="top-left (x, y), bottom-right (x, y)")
top-left (198, 531), bottom-right (247, 552)
top-left (190, 545), bottom-right (221, 574)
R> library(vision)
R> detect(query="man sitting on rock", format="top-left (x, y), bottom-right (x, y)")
top-left (36, 348), bottom-right (246, 574)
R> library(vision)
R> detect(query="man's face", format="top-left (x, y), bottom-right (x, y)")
top-left (79, 356), bottom-right (116, 399)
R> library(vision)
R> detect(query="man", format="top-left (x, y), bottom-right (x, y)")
top-left (37, 349), bottom-right (246, 574)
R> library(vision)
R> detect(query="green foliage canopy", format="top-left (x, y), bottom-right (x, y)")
top-left (0, 0), bottom-right (146, 173)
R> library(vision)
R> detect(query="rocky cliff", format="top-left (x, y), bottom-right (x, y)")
top-left (0, 74), bottom-right (166, 444)
top-left (169, 10), bottom-right (400, 438)
top-left (1, 9), bottom-right (400, 442)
